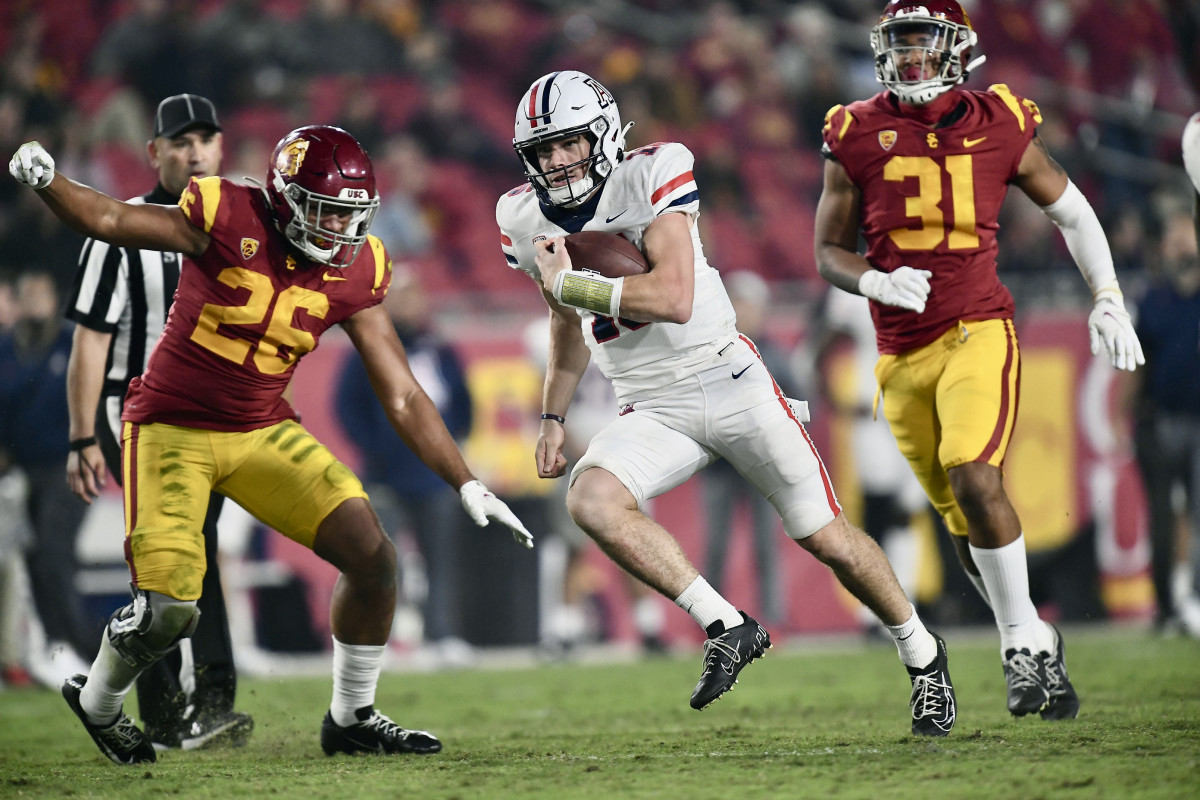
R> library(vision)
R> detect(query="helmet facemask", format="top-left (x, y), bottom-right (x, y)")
top-left (516, 117), bottom-right (614, 207)
top-left (273, 172), bottom-right (379, 266)
top-left (872, 12), bottom-right (978, 105)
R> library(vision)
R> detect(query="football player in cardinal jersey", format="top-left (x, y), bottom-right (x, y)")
top-left (10, 125), bottom-right (533, 766)
top-left (815, 0), bottom-right (1144, 721)
top-left (499, 70), bottom-right (956, 735)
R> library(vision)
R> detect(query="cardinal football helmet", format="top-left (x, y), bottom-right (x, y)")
top-left (267, 125), bottom-right (379, 266)
top-left (514, 71), bottom-right (633, 207)
top-left (871, 1), bottom-right (981, 105)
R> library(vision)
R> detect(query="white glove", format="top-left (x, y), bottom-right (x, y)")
top-left (9, 141), bottom-right (55, 189)
top-left (459, 480), bottom-right (534, 549)
top-left (1088, 290), bottom-right (1145, 372)
top-left (858, 267), bottom-right (933, 313)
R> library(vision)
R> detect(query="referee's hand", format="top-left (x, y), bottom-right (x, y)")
top-left (67, 444), bottom-right (106, 504)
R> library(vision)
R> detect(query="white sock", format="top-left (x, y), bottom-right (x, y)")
top-left (673, 576), bottom-right (742, 633)
top-left (885, 604), bottom-right (938, 669)
top-left (79, 635), bottom-right (141, 725)
top-left (330, 637), bottom-right (385, 727)
top-left (970, 535), bottom-right (1041, 654)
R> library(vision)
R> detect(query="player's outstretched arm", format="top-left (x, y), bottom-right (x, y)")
top-left (9, 141), bottom-right (208, 257)
top-left (342, 303), bottom-right (533, 547)
top-left (815, 158), bottom-right (931, 313)
top-left (1016, 135), bottom-right (1144, 372)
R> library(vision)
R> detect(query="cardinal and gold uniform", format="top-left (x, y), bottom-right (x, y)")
top-left (121, 176), bottom-right (391, 599)
top-left (821, 85), bottom-right (1041, 536)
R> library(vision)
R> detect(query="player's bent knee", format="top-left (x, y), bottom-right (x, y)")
top-left (566, 469), bottom-right (636, 533)
top-left (106, 588), bottom-right (200, 669)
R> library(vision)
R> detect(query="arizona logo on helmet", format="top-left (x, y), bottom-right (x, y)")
top-left (276, 139), bottom-right (310, 177)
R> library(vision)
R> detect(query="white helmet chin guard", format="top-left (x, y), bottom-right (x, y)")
top-left (513, 71), bottom-right (633, 207)
top-left (871, 3), bottom-right (981, 106)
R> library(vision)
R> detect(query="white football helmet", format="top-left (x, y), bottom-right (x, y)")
top-left (513, 71), bottom-right (633, 207)
top-left (871, 1), bottom-right (982, 106)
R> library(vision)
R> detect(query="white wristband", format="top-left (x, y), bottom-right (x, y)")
top-left (552, 270), bottom-right (624, 318)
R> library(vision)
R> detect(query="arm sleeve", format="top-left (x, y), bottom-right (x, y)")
top-left (1039, 180), bottom-right (1119, 299)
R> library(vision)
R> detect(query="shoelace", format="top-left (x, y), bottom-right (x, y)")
top-left (101, 714), bottom-right (145, 749)
top-left (1042, 652), bottom-right (1066, 691)
top-left (701, 636), bottom-right (742, 673)
top-left (910, 672), bottom-right (950, 719)
top-left (362, 711), bottom-right (409, 741)
top-left (1005, 650), bottom-right (1044, 690)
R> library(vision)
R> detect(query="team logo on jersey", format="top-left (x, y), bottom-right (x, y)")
top-left (276, 139), bottom-right (310, 177)
top-left (878, 130), bottom-right (897, 150)
top-left (240, 238), bottom-right (259, 259)
top-left (285, 254), bottom-right (297, 271)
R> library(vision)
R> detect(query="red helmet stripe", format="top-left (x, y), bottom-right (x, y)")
top-left (527, 80), bottom-right (542, 128)
top-left (528, 71), bottom-right (561, 130)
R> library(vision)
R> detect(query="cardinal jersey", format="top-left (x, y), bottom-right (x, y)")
top-left (123, 176), bottom-right (392, 431)
top-left (497, 141), bottom-right (738, 404)
top-left (822, 84), bottom-right (1040, 354)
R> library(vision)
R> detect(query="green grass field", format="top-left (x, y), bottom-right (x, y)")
top-left (1, 624), bottom-right (1197, 800)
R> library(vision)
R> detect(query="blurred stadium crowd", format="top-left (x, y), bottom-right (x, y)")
top-left (0, 0), bottom-right (1197, 310)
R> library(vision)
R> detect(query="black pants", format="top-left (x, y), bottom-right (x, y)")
top-left (1134, 414), bottom-right (1200, 622)
top-left (22, 463), bottom-right (95, 659)
top-left (99, 406), bottom-right (238, 732)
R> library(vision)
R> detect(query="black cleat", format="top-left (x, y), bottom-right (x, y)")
top-left (690, 612), bottom-right (771, 710)
top-left (62, 674), bottom-right (156, 766)
top-left (321, 706), bottom-right (442, 755)
top-left (182, 710), bottom-right (254, 751)
top-left (907, 633), bottom-right (956, 737)
top-left (1039, 625), bottom-right (1080, 721)
top-left (150, 708), bottom-right (255, 752)
top-left (1003, 647), bottom-right (1051, 717)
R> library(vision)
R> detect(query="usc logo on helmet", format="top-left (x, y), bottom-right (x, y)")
top-left (276, 139), bottom-right (310, 177)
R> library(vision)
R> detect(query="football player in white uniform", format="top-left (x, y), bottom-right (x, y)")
top-left (497, 70), bottom-right (956, 735)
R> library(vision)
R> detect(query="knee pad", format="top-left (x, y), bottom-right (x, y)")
top-left (106, 586), bottom-right (200, 670)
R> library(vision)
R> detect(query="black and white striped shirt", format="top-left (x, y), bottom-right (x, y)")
top-left (64, 184), bottom-right (181, 432)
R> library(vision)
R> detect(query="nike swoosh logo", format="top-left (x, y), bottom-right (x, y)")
top-left (344, 735), bottom-right (385, 753)
top-left (963, 136), bottom-right (986, 148)
top-left (322, 273), bottom-right (348, 282)
top-left (605, 210), bottom-right (627, 224)
top-left (732, 365), bottom-right (752, 379)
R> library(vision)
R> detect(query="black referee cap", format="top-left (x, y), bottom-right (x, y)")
top-left (153, 94), bottom-right (222, 139)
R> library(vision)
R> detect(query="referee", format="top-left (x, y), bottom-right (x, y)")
top-left (63, 94), bottom-right (252, 751)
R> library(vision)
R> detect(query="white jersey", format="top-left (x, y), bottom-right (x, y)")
top-left (497, 141), bottom-right (738, 403)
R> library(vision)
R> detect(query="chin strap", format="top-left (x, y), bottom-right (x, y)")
top-left (963, 54), bottom-right (987, 79)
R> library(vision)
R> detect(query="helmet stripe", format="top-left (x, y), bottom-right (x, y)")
top-left (527, 80), bottom-right (542, 128)
top-left (530, 71), bottom-right (561, 130)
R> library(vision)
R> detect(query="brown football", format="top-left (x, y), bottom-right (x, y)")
top-left (563, 231), bottom-right (649, 278)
